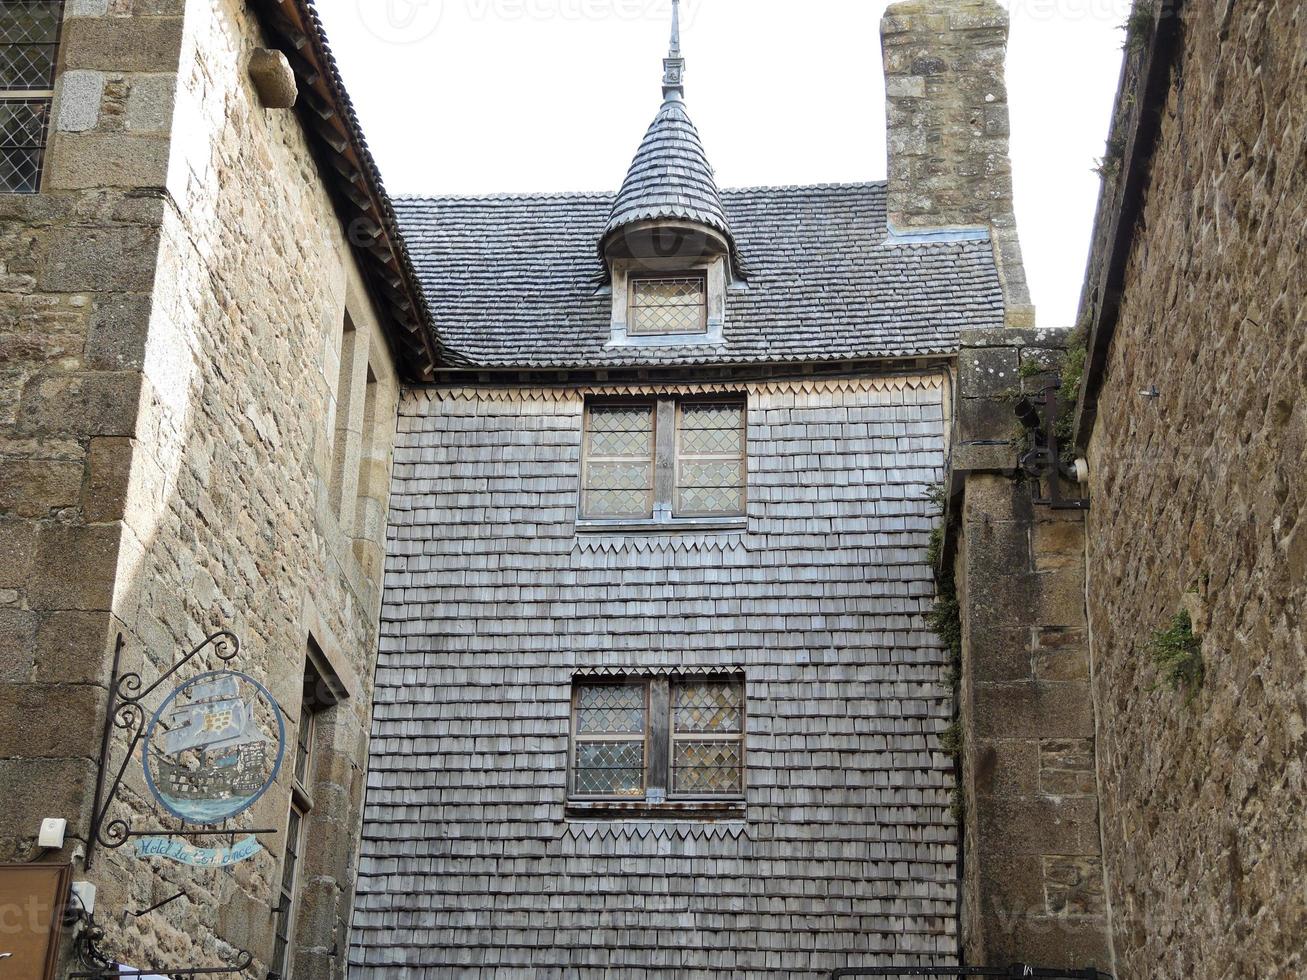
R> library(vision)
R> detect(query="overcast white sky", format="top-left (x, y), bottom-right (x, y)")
top-left (318, 0), bottom-right (1130, 328)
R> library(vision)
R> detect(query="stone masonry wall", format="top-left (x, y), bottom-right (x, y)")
top-left (0, 0), bottom-right (186, 866)
top-left (947, 328), bottom-right (1110, 970)
top-left (1, 1), bottom-right (399, 979)
top-left (1083, 3), bottom-right (1306, 977)
top-left (880, 0), bottom-right (1033, 326)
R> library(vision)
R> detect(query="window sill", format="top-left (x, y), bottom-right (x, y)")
top-left (565, 800), bottom-right (746, 821)
top-left (575, 516), bottom-right (747, 535)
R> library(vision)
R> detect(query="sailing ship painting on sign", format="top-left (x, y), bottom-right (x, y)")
top-left (143, 671), bottom-right (285, 824)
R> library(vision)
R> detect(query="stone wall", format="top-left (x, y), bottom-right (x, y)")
top-left (0, 1), bottom-right (399, 978)
top-left (1081, 3), bottom-right (1307, 977)
top-left (945, 328), bottom-right (1111, 971)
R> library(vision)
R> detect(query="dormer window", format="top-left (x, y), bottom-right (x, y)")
top-left (629, 274), bottom-right (707, 336)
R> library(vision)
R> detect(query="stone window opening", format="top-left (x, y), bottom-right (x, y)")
top-left (0, 0), bottom-right (64, 193)
top-left (271, 642), bottom-right (344, 980)
top-left (567, 675), bottom-right (746, 820)
top-left (578, 396), bottom-right (747, 529)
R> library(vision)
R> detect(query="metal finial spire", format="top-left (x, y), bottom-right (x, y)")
top-left (662, 0), bottom-right (686, 100)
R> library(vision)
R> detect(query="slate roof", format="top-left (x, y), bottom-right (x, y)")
top-left (395, 182), bottom-right (1005, 369)
top-left (350, 377), bottom-right (959, 978)
top-left (602, 96), bottom-right (735, 255)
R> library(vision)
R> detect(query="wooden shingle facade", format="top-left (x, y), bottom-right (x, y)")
top-left (350, 378), bottom-right (958, 977)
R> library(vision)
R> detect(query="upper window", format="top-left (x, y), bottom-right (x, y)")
top-left (0, 1), bottom-right (64, 194)
top-left (628, 274), bottom-right (707, 337)
top-left (569, 675), bottom-right (745, 812)
top-left (579, 397), bottom-right (746, 525)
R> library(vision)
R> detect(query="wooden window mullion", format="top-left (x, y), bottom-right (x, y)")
top-left (647, 677), bottom-right (670, 798)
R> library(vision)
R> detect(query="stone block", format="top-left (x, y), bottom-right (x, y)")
top-left (0, 458), bottom-right (84, 517)
top-left (959, 396), bottom-right (1017, 444)
top-left (951, 440), bottom-right (1018, 474)
top-left (1035, 565), bottom-right (1087, 627)
top-left (32, 610), bottom-right (114, 685)
top-left (0, 683), bottom-right (104, 758)
top-left (1032, 627), bottom-right (1089, 681)
top-left (60, 15), bottom-right (184, 73)
top-left (0, 758), bottom-right (97, 847)
top-left (977, 796), bottom-right (1103, 856)
top-left (983, 912), bottom-right (1113, 971)
top-left (971, 737), bottom-right (1038, 797)
top-left (0, 609), bottom-right (37, 682)
top-left (963, 473), bottom-right (1031, 525)
top-left (82, 437), bottom-right (134, 524)
top-left (969, 626), bottom-right (1031, 682)
top-left (973, 680), bottom-right (1094, 739)
top-left (125, 73), bottom-right (177, 133)
top-left (27, 522), bottom-right (122, 611)
top-left (248, 49), bottom-right (298, 109)
top-left (974, 850), bottom-right (1046, 919)
top-left (960, 347), bottom-right (1019, 397)
top-left (54, 69), bottom-right (105, 132)
top-left (18, 371), bottom-right (141, 438)
top-left (0, 518), bottom-right (37, 589)
top-left (38, 225), bottom-right (160, 292)
top-left (1039, 738), bottom-right (1097, 797)
top-left (65, 0), bottom-right (109, 15)
top-left (1032, 518), bottom-right (1084, 572)
top-left (1042, 855), bottom-right (1106, 916)
top-left (45, 133), bottom-right (171, 189)
top-left (84, 294), bottom-right (153, 370)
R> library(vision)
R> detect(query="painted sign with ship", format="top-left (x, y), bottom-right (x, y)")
top-left (143, 670), bottom-right (285, 824)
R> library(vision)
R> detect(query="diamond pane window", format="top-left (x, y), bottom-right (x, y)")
top-left (629, 275), bottom-right (707, 336)
top-left (670, 678), bottom-right (745, 796)
top-left (581, 403), bottom-right (655, 519)
top-left (0, 1), bottom-right (62, 90)
top-left (571, 682), bottom-right (647, 798)
top-left (0, 1), bottom-right (63, 195)
top-left (676, 402), bottom-right (746, 517)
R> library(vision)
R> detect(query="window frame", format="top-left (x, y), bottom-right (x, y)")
top-left (0, 0), bottom-right (67, 195)
top-left (567, 678), bottom-right (650, 801)
top-left (578, 398), bottom-right (658, 522)
top-left (567, 674), bottom-right (747, 818)
top-left (578, 395), bottom-right (747, 529)
top-left (626, 271), bottom-right (709, 338)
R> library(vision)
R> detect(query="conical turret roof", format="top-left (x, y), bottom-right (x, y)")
top-left (601, 0), bottom-right (740, 267)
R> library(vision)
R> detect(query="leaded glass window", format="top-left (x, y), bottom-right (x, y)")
top-left (580, 403), bottom-right (655, 519)
top-left (628, 274), bottom-right (707, 336)
top-left (671, 679), bottom-right (745, 795)
top-left (676, 402), bottom-right (746, 517)
top-left (571, 682), bottom-right (647, 797)
top-left (0, 1), bottom-right (64, 194)
top-left (579, 397), bottom-right (746, 524)
top-left (569, 676), bottom-right (745, 805)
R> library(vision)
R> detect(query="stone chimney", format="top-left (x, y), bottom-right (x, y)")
top-left (881, 0), bottom-right (1035, 327)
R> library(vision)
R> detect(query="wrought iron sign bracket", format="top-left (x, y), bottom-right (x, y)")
top-left (85, 631), bottom-right (278, 871)
top-left (1014, 382), bottom-right (1092, 512)
top-left (70, 909), bottom-right (253, 979)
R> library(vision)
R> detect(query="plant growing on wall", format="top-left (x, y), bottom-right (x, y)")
top-left (1148, 610), bottom-right (1205, 703)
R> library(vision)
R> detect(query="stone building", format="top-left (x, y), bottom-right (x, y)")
top-left (3, 0), bottom-right (1301, 978)
top-left (0, 0), bottom-right (437, 978)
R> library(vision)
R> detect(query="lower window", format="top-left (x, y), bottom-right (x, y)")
top-left (569, 675), bottom-right (745, 814)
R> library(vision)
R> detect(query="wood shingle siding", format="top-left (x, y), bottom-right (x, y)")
top-left (349, 374), bottom-right (957, 978)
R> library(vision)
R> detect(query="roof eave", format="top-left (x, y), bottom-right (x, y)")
top-left (248, 0), bottom-right (445, 382)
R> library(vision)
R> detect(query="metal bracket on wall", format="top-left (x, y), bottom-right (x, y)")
top-left (85, 630), bottom-right (279, 870)
top-left (1015, 382), bottom-right (1091, 511)
top-left (69, 908), bottom-right (253, 979)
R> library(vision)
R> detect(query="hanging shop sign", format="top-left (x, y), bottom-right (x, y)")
top-left (142, 670), bottom-right (285, 825)
top-left (76, 631), bottom-right (282, 978)
top-left (133, 834), bottom-right (263, 868)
